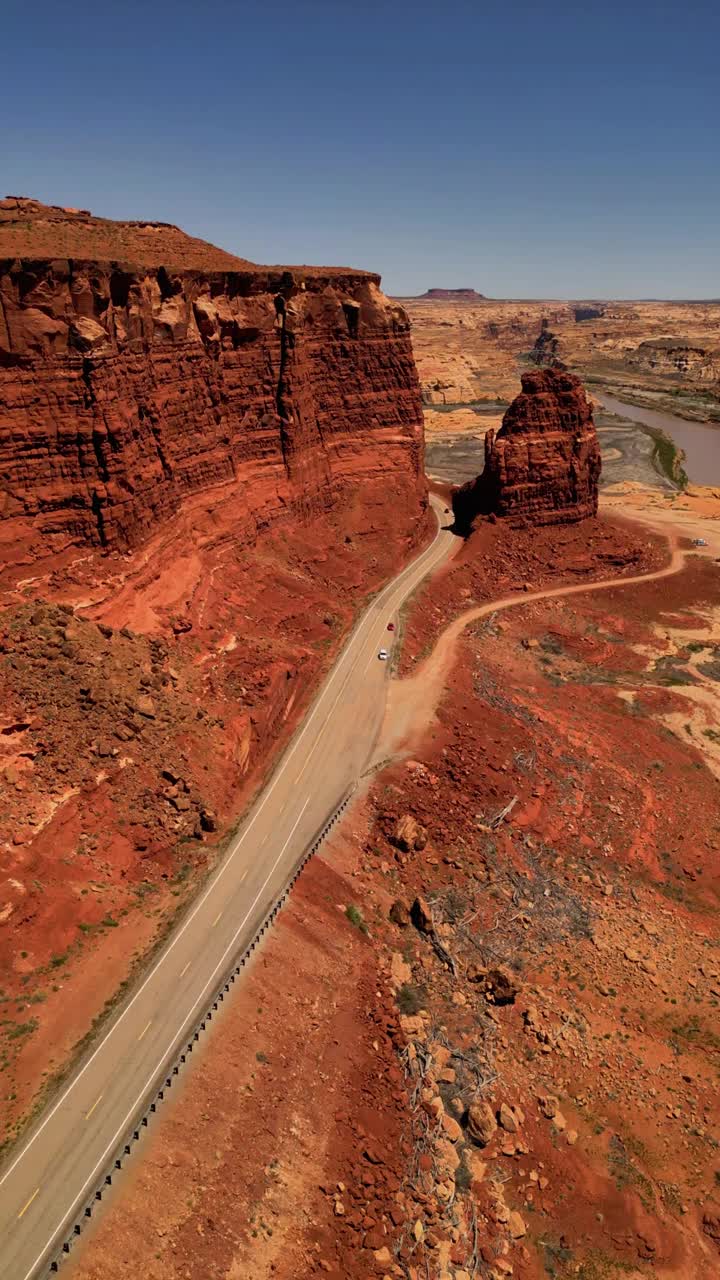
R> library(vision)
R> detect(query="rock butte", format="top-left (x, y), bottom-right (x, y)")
top-left (0, 196), bottom-right (426, 561)
top-left (452, 366), bottom-right (601, 530)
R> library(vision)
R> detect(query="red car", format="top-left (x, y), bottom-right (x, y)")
top-left (387, 622), bottom-right (395, 631)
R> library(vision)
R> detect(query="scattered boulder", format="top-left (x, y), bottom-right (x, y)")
top-left (538, 1094), bottom-right (560, 1119)
top-left (499, 1102), bottom-right (519, 1133)
top-left (389, 898), bottom-right (410, 928)
top-left (468, 963), bottom-right (521, 1006)
top-left (391, 813), bottom-right (428, 852)
top-left (441, 1112), bottom-right (463, 1143)
top-left (507, 1210), bottom-right (527, 1239)
top-left (466, 1099), bottom-right (497, 1146)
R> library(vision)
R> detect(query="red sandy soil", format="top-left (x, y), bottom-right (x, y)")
top-left (0, 483), bottom-right (432, 1150)
top-left (69, 509), bottom-right (720, 1280)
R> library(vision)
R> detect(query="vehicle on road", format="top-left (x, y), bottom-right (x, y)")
top-left (378, 649), bottom-right (388, 661)
top-left (692, 538), bottom-right (708, 546)
top-left (387, 622), bottom-right (395, 631)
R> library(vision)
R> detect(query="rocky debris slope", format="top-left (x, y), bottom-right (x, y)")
top-left (0, 196), bottom-right (425, 559)
top-left (452, 367), bottom-right (601, 530)
top-left (0, 493), bottom-right (433, 1144)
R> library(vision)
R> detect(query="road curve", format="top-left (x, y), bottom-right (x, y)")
top-left (0, 497), bottom-right (458, 1280)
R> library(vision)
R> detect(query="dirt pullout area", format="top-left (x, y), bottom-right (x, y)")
top-left (0, 480), bottom-right (432, 1150)
top-left (69, 510), bottom-right (720, 1280)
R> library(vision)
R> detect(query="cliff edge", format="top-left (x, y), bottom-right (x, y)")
top-left (0, 197), bottom-right (426, 559)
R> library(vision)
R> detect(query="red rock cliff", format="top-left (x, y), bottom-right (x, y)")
top-left (0, 197), bottom-right (426, 560)
top-left (453, 366), bottom-right (601, 529)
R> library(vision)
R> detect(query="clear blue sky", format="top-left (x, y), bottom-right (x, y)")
top-left (3, 0), bottom-right (718, 298)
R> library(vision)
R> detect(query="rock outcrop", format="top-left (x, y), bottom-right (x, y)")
top-left (0, 197), bottom-right (426, 560)
top-left (528, 317), bottom-right (562, 367)
top-left (452, 367), bottom-right (601, 530)
top-left (573, 305), bottom-right (605, 322)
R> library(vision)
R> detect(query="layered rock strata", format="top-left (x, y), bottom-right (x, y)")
top-left (0, 197), bottom-right (426, 560)
top-left (452, 367), bottom-right (601, 529)
top-left (626, 337), bottom-right (720, 384)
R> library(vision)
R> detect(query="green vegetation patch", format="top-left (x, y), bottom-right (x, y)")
top-left (6, 1018), bottom-right (39, 1041)
top-left (667, 1013), bottom-right (720, 1056)
top-left (345, 903), bottom-right (369, 934)
top-left (608, 1134), bottom-right (655, 1210)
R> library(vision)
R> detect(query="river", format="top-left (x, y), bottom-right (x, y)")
top-left (599, 394), bottom-right (720, 487)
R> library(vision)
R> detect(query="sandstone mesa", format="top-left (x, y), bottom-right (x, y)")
top-left (0, 196), bottom-right (426, 563)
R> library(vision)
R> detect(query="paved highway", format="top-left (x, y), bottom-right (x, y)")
top-left (0, 497), bottom-right (457, 1280)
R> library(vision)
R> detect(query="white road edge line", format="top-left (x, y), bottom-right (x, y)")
top-left (21, 798), bottom-right (311, 1280)
top-left (0, 509), bottom-right (446, 1195)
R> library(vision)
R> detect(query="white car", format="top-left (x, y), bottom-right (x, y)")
top-left (378, 649), bottom-right (388, 661)
top-left (692, 538), bottom-right (708, 547)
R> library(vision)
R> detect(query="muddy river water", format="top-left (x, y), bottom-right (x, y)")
top-left (599, 394), bottom-right (720, 487)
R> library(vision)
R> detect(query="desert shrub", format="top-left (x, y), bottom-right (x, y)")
top-left (396, 983), bottom-right (425, 1015)
top-left (345, 903), bottom-right (368, 934)
top-left (454, 1150), bottom-right (472, 1193)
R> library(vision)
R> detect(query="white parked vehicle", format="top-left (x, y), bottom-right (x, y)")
top-left (378, 649), bottom-right (388, 661)
top-left (692, 538), bottom-right (708, 547)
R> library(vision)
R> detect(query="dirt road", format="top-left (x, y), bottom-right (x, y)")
top-left (379, 525), bottom-right (687, 758)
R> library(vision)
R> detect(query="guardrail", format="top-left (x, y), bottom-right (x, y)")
top-left (44, 783), bottom-right (358, 1275)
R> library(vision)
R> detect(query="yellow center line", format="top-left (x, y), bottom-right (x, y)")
top-left (239, 869), bottom-right (248, 883)
top-left (85, 1093), bottom-right (103, 1121)
top-left (137, 1019), bottom-right (152, 1042)
top-left (179, 961), bottom-right (191, 978)
top-left (18, 1187), bottom-right (39, 1219)
top-left (212, 910), bottom-right (222, 927)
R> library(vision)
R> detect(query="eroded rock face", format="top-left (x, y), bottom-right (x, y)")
top-left (626, 337), bottom-right (720, 383)
top-left (0, 198), bottom-right (426, 557)
top-left (452, 366), bottom-right (601, 530)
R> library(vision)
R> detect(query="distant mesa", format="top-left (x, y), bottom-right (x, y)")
top-left (573, 305), bottom-right (605, 322)
top-left (416, 288), bottom-right (487, 301)
top-left (452, 366), bottom-right (601, 531)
